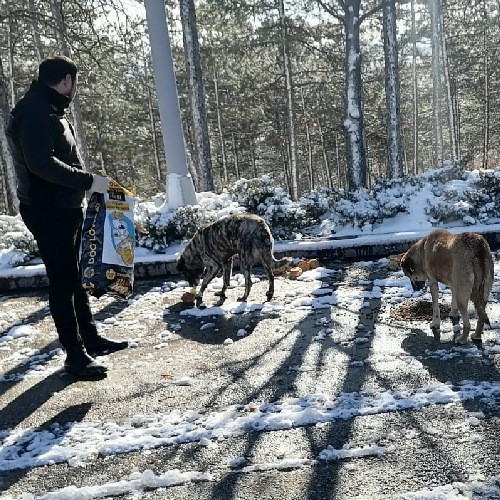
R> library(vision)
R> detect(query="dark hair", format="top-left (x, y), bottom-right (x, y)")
top-left (38, 56), bottom-right (78, 86)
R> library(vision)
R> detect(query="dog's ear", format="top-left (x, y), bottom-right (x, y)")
top-left (401, 254), bottom-right (415, 274)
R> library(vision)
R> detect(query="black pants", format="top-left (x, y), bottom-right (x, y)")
top-left (20, 204), bottom-right (99, 352)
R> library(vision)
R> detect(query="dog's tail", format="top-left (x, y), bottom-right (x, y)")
top-left (272, 256), bottom-right (294, 269)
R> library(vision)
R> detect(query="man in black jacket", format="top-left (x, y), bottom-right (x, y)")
top-left (6, 56), bottom-right (129, 379)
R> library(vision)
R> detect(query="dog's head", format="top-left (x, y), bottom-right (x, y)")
top-left (177, 250), bottom-right (204, 288)
top-left (400, 247), bottom-right (427, 292)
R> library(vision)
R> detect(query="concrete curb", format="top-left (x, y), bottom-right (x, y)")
top-left (2, 230), bottom-right (500, 293)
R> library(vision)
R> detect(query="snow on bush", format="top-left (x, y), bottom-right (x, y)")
top-left (333, 176), bottom-right (413, 230)
top-left (3, 163), bottom-right (500, 265)
top-left (299, 187), bottom-right (338, 223)
top-left (0, 215), bottom-right (38, 267)
top-left (228, 176), bottom-right (308, 238)
top-left (138, 191), bottom-right (245, 253)
top-left (425, 167), bottom-right (500, 226)
top-left (463, 168), bottom-right (500, 223)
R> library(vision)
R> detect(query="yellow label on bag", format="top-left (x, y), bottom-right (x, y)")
top-left (106, 201), bottom-right (130, 211)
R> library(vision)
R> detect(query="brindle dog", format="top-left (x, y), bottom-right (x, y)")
top-left (177, 214), bottom-right (293, 306)
top-left (401, 229), bottom-right (494, 344)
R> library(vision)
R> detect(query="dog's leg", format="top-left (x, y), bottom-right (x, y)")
top-left (454, 274), bottom-right (474, 344)
top-left (196, 264), bottom-right (220, 307)
top-left (450, 290), bottom-right (460, 326)
top-left (471, 306), bottom-right (484, 346)
top-left (450, 287), bottom-right (461, 342)
top-left (214, 258), bottom-right (232, 305)
top-left (455, 298), bottom-right (471, 344)
top-left (261, 254), bottom-right (275, 301)
top-left (237, 256), bottom-right (252, 302)
top-left (471, 295), bottom-right (488, 346)
top-left (429, 279), bottom-right (441, 337)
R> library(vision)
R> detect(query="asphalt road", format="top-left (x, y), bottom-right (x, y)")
top-left (1, 258), bottom-right (500, 499)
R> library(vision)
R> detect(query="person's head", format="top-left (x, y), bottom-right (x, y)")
top-left (38, 56), bottom-right (78, 100)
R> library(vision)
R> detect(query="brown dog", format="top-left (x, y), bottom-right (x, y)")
top-left (177, 214), bottom-right (293, 306)
top-left (400, 229), bottom-right (493, 344)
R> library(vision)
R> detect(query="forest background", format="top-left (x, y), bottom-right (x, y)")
top-left (0, 0), bottom-right (498, 215)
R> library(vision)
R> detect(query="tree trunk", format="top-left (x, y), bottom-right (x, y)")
top-left (0, 156), bottom-right (9, 212)
top-left (319, 122), bottom-right (333, 189)
top-left (343, 0), bottom-right (367, 190)
top-left (251, 144), bottom-right (258, 179)
top-left (179, 0), bottom-right (214, 192)
top-left (452, 78), bottom-right (461, 161)
top-left (300, 88), bottom-right (314, 190)
top-left (0, 60), bottom-right (18, 214)
top-left (278, 0), bottom-right (298, 200)
top-left (382, 0), bottom-right (403, 178)
top-left (51, 0), bottom-right (91, 170)
top-left (429, 0), bottom-right (443, 166)
top-left (281, 140), bottom-right (291, 194)
top-left (482, 3), bottom-right (489, 169)
top-left (439, 0), bottom-right (458, 163)
top-left (184, 120), bottom-right (199, 187)
top-left (231, 132), bottom-right (240, 179)
top-left (29, 0), bottom-right (45, 62)
top-left (213, 72), bottom-right (228, 183)
top-left (335, 132), bottom-right (343, 190)
top-left (411, 0), bottom-right (418, 174)
top-left (7, 20), bottom-right (16, 108)
top-left (95, 124), bottom-right (105, 172)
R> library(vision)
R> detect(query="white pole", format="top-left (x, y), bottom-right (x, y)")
top-left (144, 0), bottom-right (197, 210)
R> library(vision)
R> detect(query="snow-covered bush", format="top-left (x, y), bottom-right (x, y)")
top-left (137, 191), bottom-right (246, 252)
top-left (463, 169), bottom-right (500, 223)
top-left (228, 176), bottom-right (308, 238)
top-left (299, 187), bottom-right (338, 223)
top-left (138, 205), bottom-right (204, 253)
top-left (6, 164), bottom-right (500, 265)
top-left (424, 168), bottom-right (500, 225)
top-left (0, 215), bottom-right (38, 266)
top-left (333, 179), bottom-right (410, 229)
top-left (422, 162), bottom-right (466, 183)
top-left (426, 200), bottom-right (475, 225)
top-left (228, 176), bottom-right (277, 213)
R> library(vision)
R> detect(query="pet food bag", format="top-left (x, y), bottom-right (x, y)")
top-left (81, 181), bottom-right (136, 299)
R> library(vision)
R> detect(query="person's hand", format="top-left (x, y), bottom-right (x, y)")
top-left (89, 174), bottom-right (110, 194)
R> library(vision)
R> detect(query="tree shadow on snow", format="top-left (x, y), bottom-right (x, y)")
top-left (205, 260), bottom-right (386, 499)
top-left (0, 402), bottom-right (92, 495)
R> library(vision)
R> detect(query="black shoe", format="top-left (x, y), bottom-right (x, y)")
top-left (85, 336), bottom-right (129, 357)
top-left (64, 350), bottom-right (108, 379)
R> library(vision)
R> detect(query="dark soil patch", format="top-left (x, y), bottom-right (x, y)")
top-left (391, 300), bottom-right (451, 322)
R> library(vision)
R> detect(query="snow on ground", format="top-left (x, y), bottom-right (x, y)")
top-left (3, 166), bottom-right (500, 498)
top-left (2, 252), bottom-right (500, 497)
top-left (396, 476), bottom-right (500, 499)
top-left (1, 376), bottom-right (499, 473)
top-left (13, 469), bottom-right (214, 500)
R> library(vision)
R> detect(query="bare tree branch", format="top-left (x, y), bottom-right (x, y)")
top-left (315, 0), bottom-right (346, 25)
top-left (360, 2), bottom-right (383, 23)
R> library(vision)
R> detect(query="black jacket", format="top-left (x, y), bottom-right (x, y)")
top-left (6, 80), bottom-right (93, 208)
